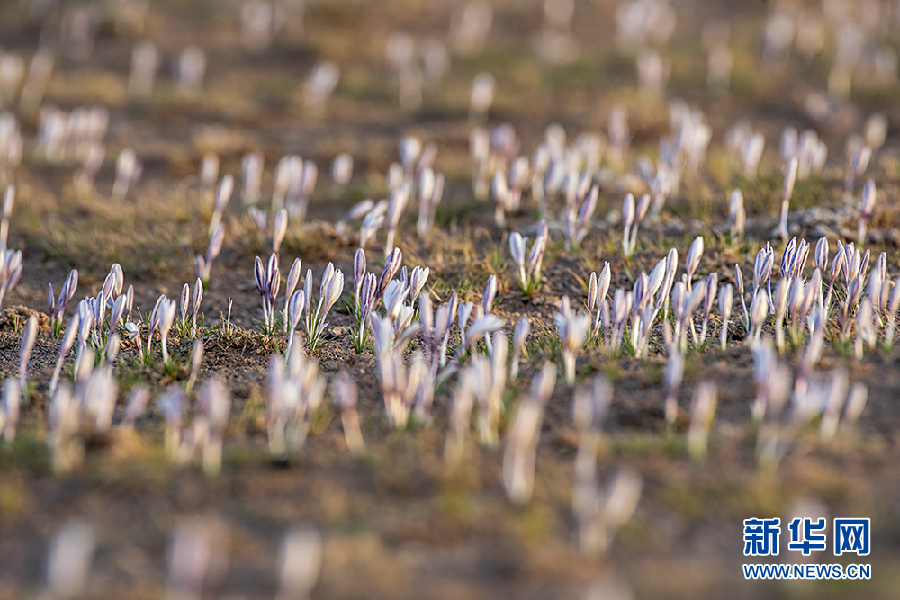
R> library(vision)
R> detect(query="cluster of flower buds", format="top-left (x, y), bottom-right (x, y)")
top-left (207, 174), bottom-right (232, 234)
top-left (378, 349), bottom-right (430, 429)
top-left (0, 246), bottom-right (22, 310)
top-left (49, 383), bottom-right (84, 472)
top-left (572, 467), bottom-right (642, 557)
top-left (37, 105), bottom-right (109, 164)
top-left (502, 363), bottom-right (555, 505)
top-left (688, 382), bottom-right (717, 460)
top-left (572, 375), bottom-right (611, 486)
top-left (255, 254), bottom-right (282, 334)
top-left (44, 521), bottom-right (95, 600)
top-left (776, 156), bottom-right (798, 240)
top-left (302, 263), bottom-right (344, 351)
top-left (128, 40), bottom-right (158, 98)
top-left (419, 292), bottom-right (457, 375)
top-left (332, 373), bottom-right (364, 453)
top-left (0, 117), bottom-right (22, 184)
top-left (621, 193), bottom-right (649, 258)
top-left (727, 189), bottom-right (745, 241)
top-left (471, 331), bottom-right (507, 446)
top-left (176, 46), bottom-right (206, 98)
top-left (240, 2), bottom-right (282, 51)
top-left (469, 72), bottom-right (496, 121)
top-left (276, 526), bottom-right (322, 600)
top-left (327, 152), bottom-right (353, 189)
top-left (176, 376), bottom-right (231, 477)
top-left (111, 148), bottom-right (142, 200)
top-left (384, 32), bottom-right (444, 111)
top-left (416, 166), bottom-right (445, 237)
top-left (196, 222), bottom-right (225, 286)
top-left (241, 150), bottom-right (264, 206)
top-left (554, 296), bottom-right (590, 384)
top-left (1, 378), bottom-right (21, 442)
top-left (858, 178), bottom-right (876, 245)
top-left (843, 137), bottom-right (872, 196)
top-left (149, 294), bottom-right (177, 363)
top-left (17, 315), bottom-right (38, 395)
top-left (303, 60), bottom-right (340, 115)
top-left (563, 182), bottom-right (598, 252)
top-left (445, 359), bottom-right (475, 468)
top-left (668, 280), bottom-right (706, 353)
top-left (48, 268), bottom-right (78, 337)
top-left (167, 518), bottom-right (228, 600)
top-left (571, 378), bottom-right (639, 556)
top-left (267, 346), bottom-right (326, 459)
top-left (509, 220), bottom-right (548, 297)
top-left (452, 298), bottom-right (503, 365)
top-left (383, 184), bottom-right (409, 256)
top-left (509, 316), bottom-right (530, 381)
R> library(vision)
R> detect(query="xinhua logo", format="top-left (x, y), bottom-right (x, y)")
top-left (742, 517), bottom-right (872, 557)
top-left (834, 519), bottom-right (870, 557)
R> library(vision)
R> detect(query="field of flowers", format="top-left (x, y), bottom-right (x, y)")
top-left (1, 0), bottom-right (899, 598)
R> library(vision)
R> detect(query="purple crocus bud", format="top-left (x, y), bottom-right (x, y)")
top-left (860, 178), bottom-right (876, 220)
top-left (529, 220), bottom-right (548, 281)
top-left (648, 257), bottom-right (666, 296)
top-left (277, 528), bottom-right (322, 600)
top-left (622, 193), bottom-right (635, 232)
top-left (303, 269), bottom-right (313, 321)
top-left (45, 521), bottom-right (95, 600)
top-left (273, 209), bottom-right (288, 255)
top-left (48, 282), bottom-right (57, 317)
top-left (206, 223), bottom-right (225, 265)
top-left (288, 290), bottom-right (305, 332)
top-left (783, 156), bottom-right (798, 200)
top-left (284, 258), bottom-right (302, 300)
top-left (111, 264), bottom-right (123, 297)
top-left (109, 295), bottom-right (126, 331)
top-left (719, 283), bottom-right (733, 349)
top-left (101, 271), bottom-right (115, 307)
top-left (19, 316), bottom-right (38, 391)
top-left (318, 263), bottom-right (335, 313)
top-left (814, 237), bottom-right (829, 273)
top-left (194, 256), bottom-right (205, 282)
top-left (254, 256), bottom-right (266, 296)
top-left (750, 289), bottom-right (769, 339)
top-left (265, 254), bottom-right (280, 299)
top-left (514, 317), bottom-right (530, 349)
top-left (483, 274), bottom-right (498, 315)
top-left (686, 236), bottom-right (704, 283)
top-left (123, 385), bottom-right (149, 426)
top-left (353, 248), bottom-right (365, 299)
top-left (360, 272), bottom-right (377, 320)
top-left (192, 278), bottom-right (202, 320)
top-left (332, 152), bottom-right (354, 185)
top-left (598, 262), bottom-right (611, 305)
top-left (64, 269), bottom-right (78, 303)
top-left (125, 284), bottom-right (134, 321)
top-left (704, 274), bottom-right (718, 318)
top-left (588, 272), bottom-right (598, 311)
top-left (409, 266), bottom-right (429, 306)
top-left (214, 175), bottom-right (234, 214)
top-left (377, 247), bottom-right (402, 300)
top-left (781, 238), bottom-right (797, 278)
top-left (859, 250), bottom-right (870, 283)
top-left (791, 239), bottom-right (809, 280)
top-left (180, 283), bottom-right (189, 325)
top-left (831, 246), bottom-right (844, 286)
